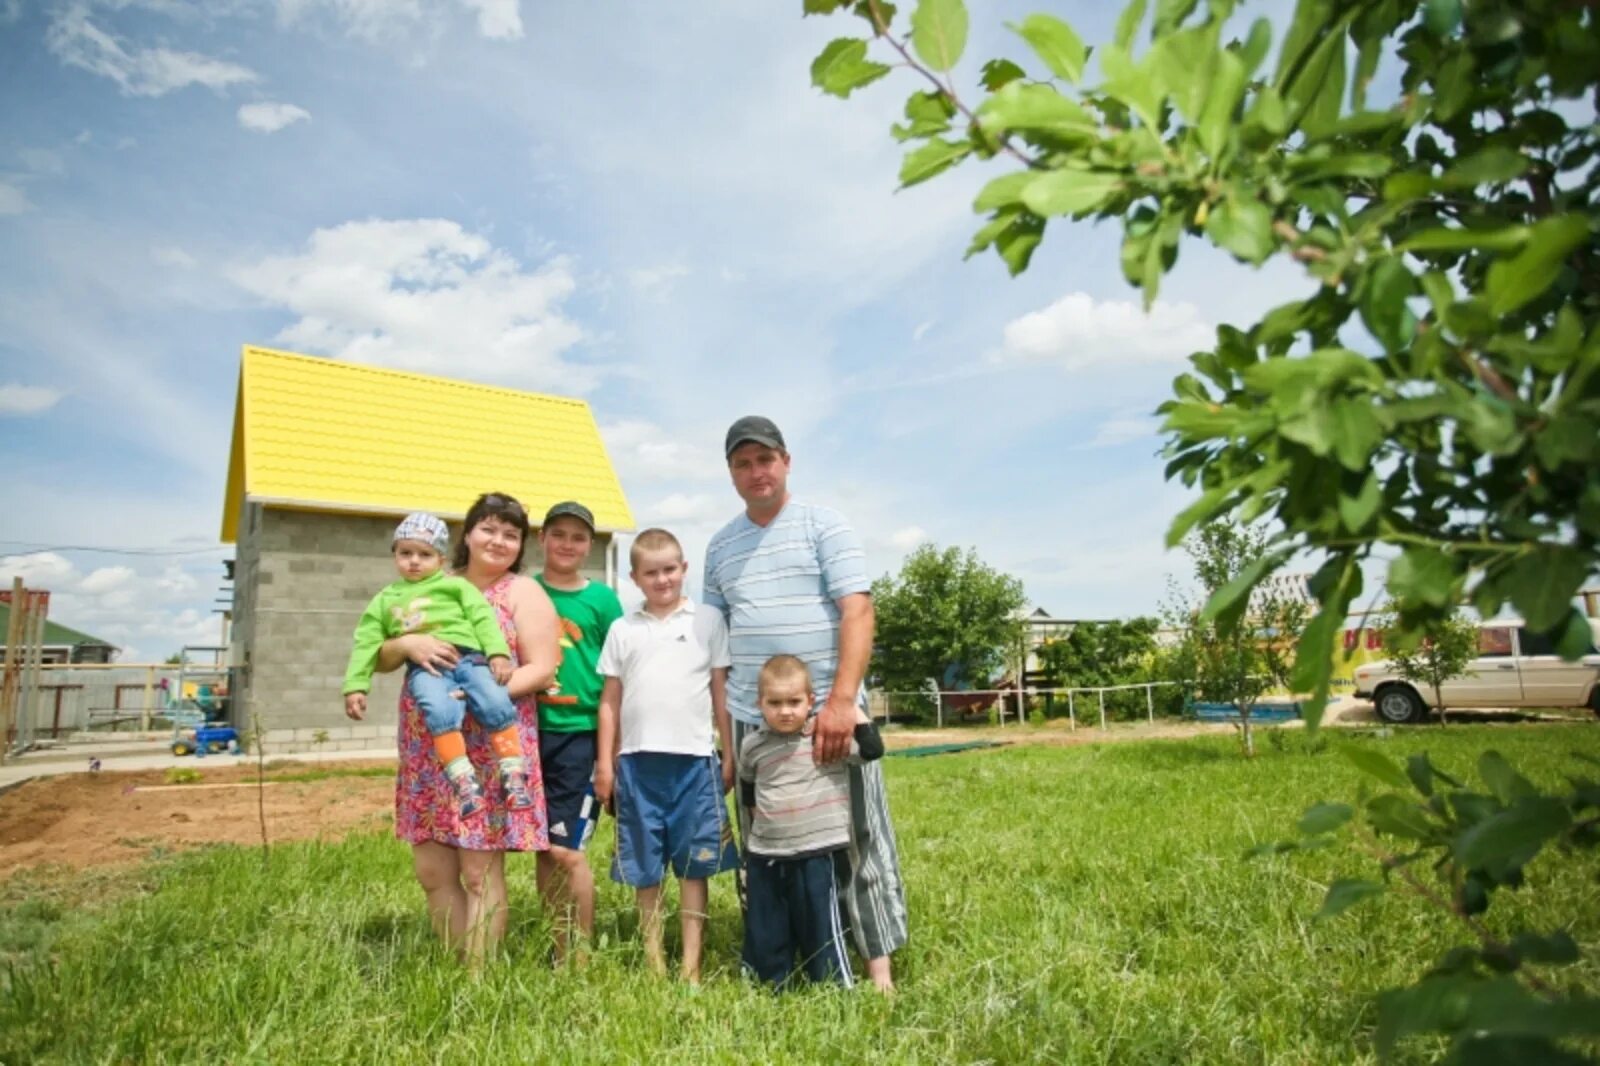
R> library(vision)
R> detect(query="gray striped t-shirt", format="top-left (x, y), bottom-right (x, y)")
top-left (702, 501), bottom-right (871, 727)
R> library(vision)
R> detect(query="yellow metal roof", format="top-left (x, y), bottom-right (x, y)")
top-left (220, 346), bottom-right (633, 542)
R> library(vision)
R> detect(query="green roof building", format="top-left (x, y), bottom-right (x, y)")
top-left (0, 602), bottom-right (118, 664)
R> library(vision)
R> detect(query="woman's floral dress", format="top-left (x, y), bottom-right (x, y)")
top-left (394, 573), bottom-right (549, 851)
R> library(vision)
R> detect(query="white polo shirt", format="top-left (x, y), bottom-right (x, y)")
top-left (597, 599), bottom-right (731, 756)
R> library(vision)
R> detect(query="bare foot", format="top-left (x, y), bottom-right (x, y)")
top-left (645, 947), bottom-right (669, 977)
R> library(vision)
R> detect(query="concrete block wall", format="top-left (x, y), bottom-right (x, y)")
top-left (232, 504), bottom-right (614, 747)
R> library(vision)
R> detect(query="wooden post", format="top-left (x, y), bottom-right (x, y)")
top-left (1098, 689), bottom-right (1107, 731)
top-left (19, 595), bottom-right (46, 750)
top-left (1146, 685), bottom-right (1155, 724)
top-left (0, 578), bottom-right (24, 759)
top-left (1068, 690), bottom-right (1076, 732)
top-left (141, 665), bottom-right (156, 732)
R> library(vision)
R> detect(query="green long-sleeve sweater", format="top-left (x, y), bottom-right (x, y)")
top-left (342, 570), bottom-right (511, 695)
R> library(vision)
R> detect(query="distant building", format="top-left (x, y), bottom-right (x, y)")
top-left (220, 346), bottom-right (634, 744)
top-left (0, 603), bottom-right (117, 664)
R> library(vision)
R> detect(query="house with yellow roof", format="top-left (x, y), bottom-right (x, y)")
top-left (222, 346), bottom-right (633, 741)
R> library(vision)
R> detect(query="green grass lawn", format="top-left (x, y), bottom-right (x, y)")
top-left (3, 725), bottom-right (1598, 1064)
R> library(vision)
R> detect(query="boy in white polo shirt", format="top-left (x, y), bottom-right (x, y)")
top-left (595, 528), bottom-right (738, 982)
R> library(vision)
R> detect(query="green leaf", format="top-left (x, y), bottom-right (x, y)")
top-left (1009, 13), bottom-right (1087, 83)
top-left (1198, 50), bottom-right (1247, 159)
top-left (976, 81), bottom-right (1098, 140)
top-left (1359, 258), bottom-right (1417, 354)
top-left (1456, 797), bottom-right (1570, 869)
top-left (898, 138), bottom-right (971, 187)
top-left (1401, 225), bottom-right (1530, 253)
top-left (1505, 545), bottom-right (1589, 631)
top-left (802, 0), bottom-right (852, 13)
top-left (1337, 471), bottom-right (1381, 531)
top-left (1330, 400), bottom-right (1384, 470)
top-left (811, 38), bottom-right (892, 98)
top-left (1509, 931), bottom-right (1580, 966)
top-left (893, 90), bottom-right (956, 142)
top-left (1340, 743), bottom-right (1411, 790)
top-left (1486, 215), bottom-right (1591, 317)
top-left (1442, 146), bottom-right (1529, 188)
top-left (1020, 169), bottom-right (1121, 217)
top-left (1205, 197), bottom-right (1274, 264)
top-left (1422, 0), bottom-right (1461, 37)
top-left (1316, 878), bottom-right (1385, 920)
top-left (979, 58), bottom-right (1026, 91)
top-left (1549, 608), bottom-right (1598, 659)
top-left (973, 171), bottom-right (1033, 212)
top-left (1298, 802), bottom-right (1354, 835)
top-left (1478, 751), bottom-right (1537, 804)
top-left (1387, 547), bottom-right (1459, 608)
top-left (910, 0), bottom-right (968, 72)
top-left (1165, 484), bottom-right (1232, 547)
top-left (994, 215), bottom-right (1044, 275)
top-left (1292, 598), bottom-right (1342, 694)
top-left (1405, 753), bottom-right (1436, 796)
top-left (1153, 0), bottom-right (1199, 35)
top-left (1367, 793), bottom-right (1438, 841)
top-left (1114, 0), bottom-right (1147, 50)
top-left (1237, 18), bottom-right (1271, 77)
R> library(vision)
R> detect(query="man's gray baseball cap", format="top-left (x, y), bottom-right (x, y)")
top-left (725, 415), bottom-right (786, 459)
top-left (542, 500), bottom-right (596, 531)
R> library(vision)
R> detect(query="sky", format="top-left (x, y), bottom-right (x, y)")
top-left (0, 0), bottom-right (1324, 659)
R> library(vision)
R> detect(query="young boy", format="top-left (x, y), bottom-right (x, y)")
top-left (739, 655), bottom-right (885, 990)
top-left (534, 501), bottom-right (624, 962)
top-left (343, 512), bottom-right (534, 818)
top-left (595, 528), bottom-right (739, 982)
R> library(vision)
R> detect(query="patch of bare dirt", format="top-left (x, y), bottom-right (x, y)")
top-left (0, 761), bottom-right (394, 880)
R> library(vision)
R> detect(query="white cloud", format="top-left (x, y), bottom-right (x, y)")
top-left (46, 6), bottom-right (259, 96)
top-left (1075, 413), bottom-right (1158, 450)
top-left (231, 218), bottom-right (592, 391)
top-left (20, 149), bottom-right (66, 176)
top-left (912, 320), bottom-right (935, 343)
top-left (276, 0), bottom-right (521, 41)
top-left (890, 525), bottom-right (927, 550)
top-left (77, 565), bottom-right (137, 595)
top-left (645, 492), bottom-right (722, 524)
top-left (0, 181), bottom-right (32, 215)
top-left (458, 0), bottom-right (520, 39)
top-left (0, 384), bottom-right (64, 415)
top-left (237, 101), bottom-right (311, 133)
top-left (628, 263), bottom-right (689, 302)
top-left (995, 292), bottom-right (1214, 370)
top-left (600, 419), bottom-right (724, 484)
top-left (151, 244), bottom-right (197, 268)
top-left (0, 550), bottom-right (225, 660)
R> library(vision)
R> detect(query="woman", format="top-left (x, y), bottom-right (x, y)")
top-left (376, 492), bottom-right (560, 966)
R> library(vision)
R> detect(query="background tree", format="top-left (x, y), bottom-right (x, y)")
top-left (1036, 617), bottom-right (1178, 718)
top-left (1380, 607), bottom-right (1480, 725)
top-left (805, 0), bottom-right (1600, 729)
top-left (871, 543), bottom-right (1026, 694)
top-left (1165, 522), bottom-right (1308, 756)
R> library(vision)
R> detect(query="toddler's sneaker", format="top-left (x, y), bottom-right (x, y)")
top-left (451, 773), bottom-right (487, 821)
top-left (501, 769), bottom-right (535, 811)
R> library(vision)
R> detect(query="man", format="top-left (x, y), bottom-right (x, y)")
top-left (703, 415), bottom-right (907, 991)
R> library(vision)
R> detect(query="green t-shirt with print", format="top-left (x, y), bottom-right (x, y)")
top-left (536, 576), bottom-right (625, 733)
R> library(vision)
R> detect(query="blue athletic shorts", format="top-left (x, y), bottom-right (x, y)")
top-left (540, 729), bottom-right (598, 851)
top-left (610, 752), bottom-right (739, 887)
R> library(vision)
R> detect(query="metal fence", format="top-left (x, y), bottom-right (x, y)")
top-left (870, 681), bottom-right (1192, 730)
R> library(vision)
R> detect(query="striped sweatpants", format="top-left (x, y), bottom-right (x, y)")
top-left (732, 719), bottom-right (909, 959)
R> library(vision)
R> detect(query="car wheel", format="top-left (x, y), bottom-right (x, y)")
top-left (1375, 685), bottom-right (1427, 725)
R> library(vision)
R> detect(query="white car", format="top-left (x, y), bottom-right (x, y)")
top-left (1352, 619), bottom-right (1600, 724)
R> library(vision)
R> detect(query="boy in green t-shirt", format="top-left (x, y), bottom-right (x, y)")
top-left (534, 500), bottom-right (624, 964)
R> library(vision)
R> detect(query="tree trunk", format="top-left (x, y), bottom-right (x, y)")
top-left (1240, 706), bottom-right (1255, 757)
top-left (1433, 682), bottom-right (1447, 727)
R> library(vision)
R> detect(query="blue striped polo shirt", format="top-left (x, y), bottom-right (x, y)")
top-left (702, 500), bottom-right (871, 726)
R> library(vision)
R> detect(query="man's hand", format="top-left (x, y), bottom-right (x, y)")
top-left (344, 692), bottom-right (367, 721)
top-left (720, 754), bottom-right (735, 795)
top-left (593, 760), bottom-right (615, 811)
top-left (812, 690), bottom-right (856, 764)
top-left (489, 655), bottom-right (513, 685)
